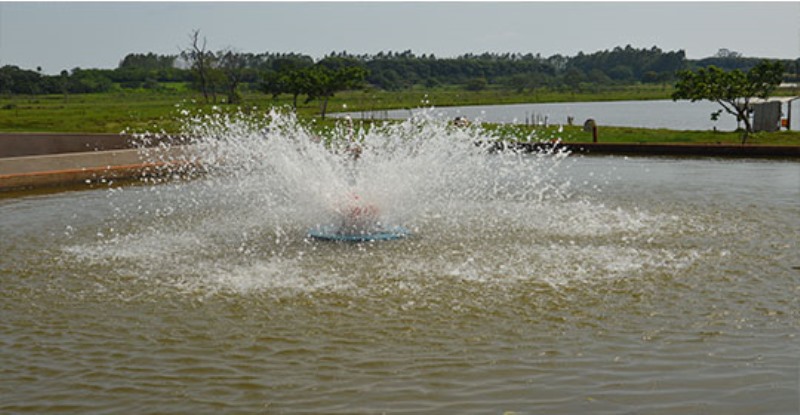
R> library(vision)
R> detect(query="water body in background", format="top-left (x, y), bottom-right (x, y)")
top-left (340, 99), bottom-right (800, 131)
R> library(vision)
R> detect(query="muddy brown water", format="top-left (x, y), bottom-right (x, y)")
top-left (1, 156), bottom-right (798, 414)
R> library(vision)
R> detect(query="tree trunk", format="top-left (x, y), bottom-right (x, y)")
top-left (740, 116), bottom-right (752, 144)
top-left (719, 99), bottom-right (752, 144)
top-left (737, 109), bottom-right (753, 144)
top-left (189, 30), bottom-right (210, 104)
top-left (320, 95), bottom-right (330, 119)
top-left (227, 80), bottom-right (240, 104)
top-left (199, 73), bottom-right (209, 103)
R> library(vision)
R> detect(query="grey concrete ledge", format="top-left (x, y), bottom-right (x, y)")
top-left (507, 142), bottom-right (800, 159)
top-left (0, 132), bottom-right (174, 158)
top-left (0, 147), bottom-right (197, 192)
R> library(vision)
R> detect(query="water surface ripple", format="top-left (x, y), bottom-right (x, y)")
top-left (1, 113), bottom-right (798, 414)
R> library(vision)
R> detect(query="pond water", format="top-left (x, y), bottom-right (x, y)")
top-left (1, 112), bottom-right (799, 414)
top-left (340, 99), bottom-right (800, 131)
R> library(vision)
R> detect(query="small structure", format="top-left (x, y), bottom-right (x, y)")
top-left (750, 96), bottom-right (800, 132)
top-left (753, 101), bottom-right (781, 132)
top-left (583, 118), bottom-right (598, 142)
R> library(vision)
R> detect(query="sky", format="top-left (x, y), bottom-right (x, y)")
top-left (1, 1), bottom-right (798, 75)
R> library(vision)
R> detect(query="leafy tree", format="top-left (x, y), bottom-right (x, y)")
top-left (0, 65), bottom-right (43, 94)
top-left (59, 70), bottom-right (69, 98)
top-left (143, 78), bottom-right (161, 90)
top-left (116, 53), bottom-right (187, 85)
top-left (119, 53), bottom-right (177, 70)
top-left (641, 71), bottom-right (660, 83)
top-left (587, 68), bottom-right (612, 84)
top-left (218, 50), bottom-right (246, 104)
top-left (503, 73), bottom-right (530, 93)
top-left (66, 68), bottom-right (113, 93)
top-left (672, 60), bottom-right (785, 142)
top-left (261, 71), bottom-right (284, 99)
top-left (691, 49), bottom-right (762, 72)
top-left (262, 67), bottom-right (314, 109)
top-left (562, 68), bottom-right (586, 91)
top-left (715, 48), bottom-right (742, 59)
top-left (304, 64), bottom-right (367, 118)
top-left (464, 77), bottom-right (487, 91)
top-left (567, 45), bottom-right (685, 83)
top-left (0, 68), bottom-right (13, 94)
top-left (608, 65), bottom-right (634, 81)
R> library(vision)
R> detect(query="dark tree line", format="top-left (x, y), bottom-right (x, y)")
top-left (355, 51), bottom-right (559, 91)
top-left (2, 45), bottom-right (797, 98)
top-left (0, 65), bottom-right (123, 95)
top-left (567, 45), bottom-right (686, 83)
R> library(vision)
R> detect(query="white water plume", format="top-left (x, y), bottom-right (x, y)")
top-left (133, 107), bottom-right (573, 231)
top-left (62, 107), bottom-right (704, 297)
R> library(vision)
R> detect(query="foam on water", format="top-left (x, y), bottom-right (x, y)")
top-left (63, 107), bottom-right (702, 297)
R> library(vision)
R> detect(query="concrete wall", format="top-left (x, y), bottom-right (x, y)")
top-left (512, 142), bottom-right (800, 158)
top-left (0, 133), bottom-right (176, 158)
top-left (0, 137), bottom-right (197, 192)
top-left (0, 133), bottom-right (133, 157)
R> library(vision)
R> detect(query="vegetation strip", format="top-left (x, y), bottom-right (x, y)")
top-left (1, 43), bottom-right (799, 148)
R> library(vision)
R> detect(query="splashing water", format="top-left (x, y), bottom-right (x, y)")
top-left (144, 107), bottom-right (573, 228)
top-left (65, 107), bottom-right (694, 298)
top-left (10, 107), bottom-right (797, 415)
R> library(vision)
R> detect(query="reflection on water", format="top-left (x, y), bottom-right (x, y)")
top-left (1, 111), bottom-right (798, 414)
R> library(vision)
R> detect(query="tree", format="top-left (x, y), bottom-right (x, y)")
top-left (304, 64), bottom-right (367, 118)
top-left (59, 70), bottom-right (69, 99)
top-left (464, 77), bottom-right (487, 91)
top-left (262, 67), bottom-right (313, 110)
top-left (672, 60), bottom-right (784, 143)
top-left (181, 29), bottom-right (213, 103)
top-left (608, 65), bottom-right (634, 81)
top-left (119, 53), bottom-right (176, 70)
top-left (261, 71), bottom-right (284, 99)
top-left (587, 68), bottom-right (612, 85)
top-left (715, 48), bottom-right (742, 59)
top-left (562, 68), bottom-right (586, 91)
top-left (66, 68), bottom-right (113, 93)
top-left (0, 65), bottom-right (42, 94)
top-left (217, 49), bottom-right (246, 104)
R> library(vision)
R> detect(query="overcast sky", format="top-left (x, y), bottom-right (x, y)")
top-left (1, 1), bottom-right (798, 74)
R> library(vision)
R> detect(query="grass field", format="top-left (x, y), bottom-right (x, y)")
top-left (1, 84), bottom-right (799, 146)
top-left (0, 84), bottom-right (676, 133)
top-left (484, 124), bottom-right (800, 146)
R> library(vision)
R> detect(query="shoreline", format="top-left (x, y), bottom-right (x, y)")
top-left (512, 141), bottom-right (800, 159)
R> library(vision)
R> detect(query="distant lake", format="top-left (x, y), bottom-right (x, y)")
top-left (337, 99), bottom-right (800, 131)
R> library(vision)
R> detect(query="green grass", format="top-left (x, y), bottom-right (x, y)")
top-left (327, 83), bottom-right (676, 113)
top-left (0, 91), bottom-right (188, 133)
top-left (486, 124), bottom-right (800, 146)
top-left (0, 84), bottom-right (674, 134)
top-left (1, 84), bottom-right (799, 146)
